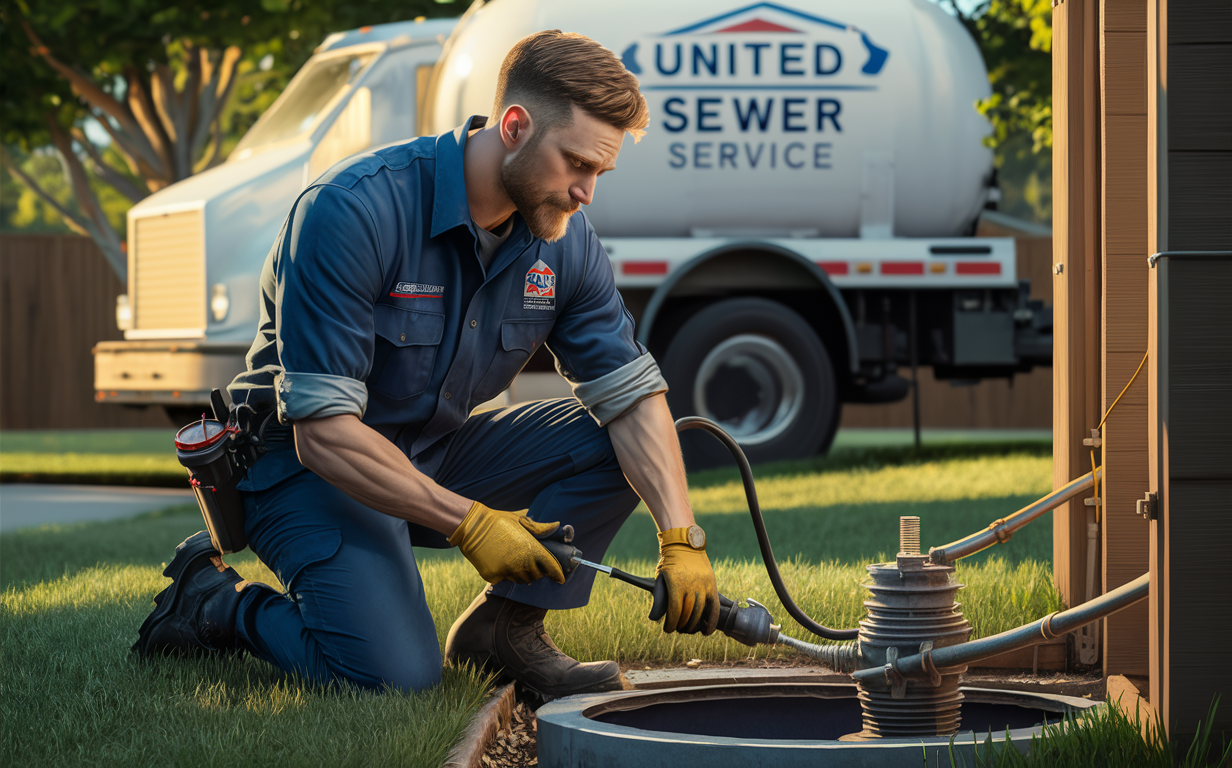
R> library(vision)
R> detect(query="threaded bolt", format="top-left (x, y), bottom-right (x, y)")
top-left (899, 516), bottom-right (921, 555)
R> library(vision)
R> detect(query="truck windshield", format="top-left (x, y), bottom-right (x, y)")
top-left (233, 50), bottom-right (377, 155)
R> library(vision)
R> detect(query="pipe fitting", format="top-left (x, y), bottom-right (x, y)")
top-left (855, 573), bottom-right (1150, 685)
top-left (775, 634), bottom-right (862, 672)
top-left (850, 556), bottom-right (971, 736)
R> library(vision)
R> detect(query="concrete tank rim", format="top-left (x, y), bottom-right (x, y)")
top-left (536, 682), bottom-right (1099, 750)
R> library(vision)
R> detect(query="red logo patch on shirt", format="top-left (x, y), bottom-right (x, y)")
top-left (523, 260), bottom-right (556, 311)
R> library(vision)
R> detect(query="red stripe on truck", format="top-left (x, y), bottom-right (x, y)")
top-left (955, 262), bottom-right (1002, 275)
top-left (881, 262), bottom-right (924, 275)
top-left (622, 261), bottom-right (669, 275)
top-left (817, 261), bottom-right (848, 275)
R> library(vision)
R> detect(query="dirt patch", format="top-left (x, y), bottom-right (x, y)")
top-left (480, 701), bottom-right (537, 767)
top-left (963, 671), bottom-right (1106, 700)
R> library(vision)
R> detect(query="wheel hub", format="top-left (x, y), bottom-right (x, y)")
top-left (694, 334), bottom-right (804, 446)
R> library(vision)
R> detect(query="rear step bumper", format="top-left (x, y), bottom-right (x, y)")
top-left (94, 340), bottom-right (248, 406)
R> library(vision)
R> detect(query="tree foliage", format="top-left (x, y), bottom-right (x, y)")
top-left (967, 0), bottom-right (1053, 155)
top-left (1, 0), bottom-right (457, 278)
top-left (944, 0), bottom-right (1053, 223)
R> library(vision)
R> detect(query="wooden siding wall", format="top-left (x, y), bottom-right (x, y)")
top-left (0, 235), bottom-right (170, 430)
top-left (1100, 0), bottom-right (1151, 678)
top-left (1052, 0), bottom-right (1104, 613)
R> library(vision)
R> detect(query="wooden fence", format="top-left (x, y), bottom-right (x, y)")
top-left (1, 232), bottom-right (1053, 431)
top-left (0, 235), bottom-right (169, 430)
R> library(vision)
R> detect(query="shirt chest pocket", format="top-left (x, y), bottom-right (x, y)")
top-left (369, 305), bottom-right (445, 400)
top-left (473, 319), bottom-right (555, 402)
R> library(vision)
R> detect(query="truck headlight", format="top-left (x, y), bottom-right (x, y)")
top-left (115, 294), bottom-right (133, 331)
top-left (211, 284), bottom-right (230, 322)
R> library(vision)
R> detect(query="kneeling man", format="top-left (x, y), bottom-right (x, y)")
top-left (133, 30), bottom-right (720, 698)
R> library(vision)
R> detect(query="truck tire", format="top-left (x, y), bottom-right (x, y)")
top-left (661, 297), bottom-right (839, 469)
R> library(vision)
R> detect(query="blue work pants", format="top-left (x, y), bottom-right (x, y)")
top-left (231, 399), bottom-right (641, 692)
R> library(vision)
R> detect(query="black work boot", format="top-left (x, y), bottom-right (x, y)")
top-left (445, 590), bottom-right (624, 701)
top-left (132, 531), bottom-right (257, 657)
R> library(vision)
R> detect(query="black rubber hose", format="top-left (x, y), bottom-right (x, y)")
top-left (675, 416), bottom-right (860, 641)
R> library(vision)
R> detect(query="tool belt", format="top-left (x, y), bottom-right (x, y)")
top-left (173, 389), bottom-right (274, 554)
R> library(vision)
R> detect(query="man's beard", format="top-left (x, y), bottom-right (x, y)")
top-left (501, 145), bottom-right (578, 243)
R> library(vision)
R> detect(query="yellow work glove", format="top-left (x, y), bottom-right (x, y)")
top-left (655, 526), bottom-right (721, 635)
top-left (448, 501), bottom-right (566, 586)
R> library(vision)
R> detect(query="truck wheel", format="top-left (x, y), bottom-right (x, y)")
top-left (661, 297), bottom-right (839, 469)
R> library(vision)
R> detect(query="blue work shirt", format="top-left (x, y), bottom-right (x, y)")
top-left (229, 116), bottom-right (648, 478)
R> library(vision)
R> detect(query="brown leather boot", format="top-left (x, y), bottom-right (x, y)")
top-left (445, 590), bottom-right (624, 700)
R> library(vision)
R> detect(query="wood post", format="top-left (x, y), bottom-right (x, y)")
top-left (1052, 0), bottom-right (1103, 614)
top-left (1099, 0), bottom-right (1151, 678)
top-left (1146, 0), bottom-right (1168, 726)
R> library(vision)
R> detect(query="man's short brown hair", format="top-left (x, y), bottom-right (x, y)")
top-left (493, 30), bottom-right (649, 141)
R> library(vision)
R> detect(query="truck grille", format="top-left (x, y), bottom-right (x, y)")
top-left (130, 208), bottom-right (205, 333)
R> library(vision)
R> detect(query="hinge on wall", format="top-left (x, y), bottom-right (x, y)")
top-left (1084, 497), bottom-right (1102, 508)
top-left (1136, 492), bottom-right (1158, 520)
top-left (1082, 428), bottom-right (1102, 448)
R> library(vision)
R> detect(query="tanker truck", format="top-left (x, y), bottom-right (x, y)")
top-left (95, 0), bottom-right (1052, 467)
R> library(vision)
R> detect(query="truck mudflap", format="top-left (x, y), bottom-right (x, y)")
top-left (94, 340), bottom-right (249, 406)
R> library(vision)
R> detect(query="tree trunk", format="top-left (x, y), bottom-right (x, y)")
top-left (13, 22), bottom-right (243, 281)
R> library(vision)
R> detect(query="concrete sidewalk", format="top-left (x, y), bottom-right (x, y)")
top-left (0, 484), bottom-right (194, 532)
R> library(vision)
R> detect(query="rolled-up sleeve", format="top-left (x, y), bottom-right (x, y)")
top-left (548, 217), bottom-right (667, 426)
top-left (274, 184), bottom-right (384, 423)
top-left (570, 353), bottom-right (668, 426)
top-left (275, 371), bottom-right (369, 422)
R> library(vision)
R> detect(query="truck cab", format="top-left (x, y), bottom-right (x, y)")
top-left (94, 18), bottom-right (455, 423)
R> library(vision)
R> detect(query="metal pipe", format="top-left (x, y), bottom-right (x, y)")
top-left (852, 572), bottom-right (1149, 686)
top-left (909, 290), bottom-right (920, 450)
top-left (1077, 520), bottom-right (1101, 664)
top-left (1084, 521), bottom-right (1099, 604)
top-left (929, 467), bottom-right (1103, 563)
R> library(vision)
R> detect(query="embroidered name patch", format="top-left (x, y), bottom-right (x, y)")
top-left (523, 260), bottom-right (556, 311)
top-left (390, 282), bottom-right (444, 298)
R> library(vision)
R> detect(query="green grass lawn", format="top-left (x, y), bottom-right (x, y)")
top-left (963, 697), bottom-right (1231, 768)
top-left (2, 442), bottom-right (1063, 766)
top-left (0, 428), bottom-right (1049, 488)
top-left (0, 429), bottom-right (179, 454)
top-left (0, 452), bottom-right (187, 486)
top-left (0, 429), bottom-right (185, 486)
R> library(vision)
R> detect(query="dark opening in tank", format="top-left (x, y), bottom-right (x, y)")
top-left (587, 686), bottom-right (1068, 741)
